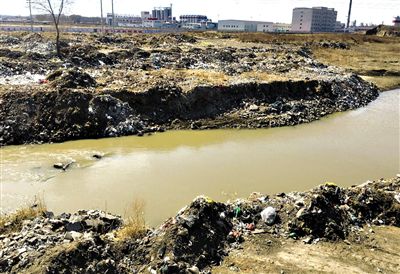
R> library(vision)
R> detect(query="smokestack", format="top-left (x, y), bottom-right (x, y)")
top-left (111, 0), bottom-right (115, 32)
top-left (100, 0), bottom-right (104, 33)
top-left (347, 0), bottom-right (353, 29)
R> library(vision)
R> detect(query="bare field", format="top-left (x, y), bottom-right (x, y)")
top-left (215, 226), bottom-right (400, 274)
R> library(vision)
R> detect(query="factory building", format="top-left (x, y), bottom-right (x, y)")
top-left (180, 15), bottom-right (208, 24)
top-left (106, 13), bottom-right (142, 27)
top-left (218, 20), bottom-right (272, 32)
top-left (256, 22), bottom-right (274, 32)
top-left (291, 7), bottom-right (337, 32)
top-left (335, 21), bottom-right (345, 32)
top-left (272, 23), bottom-right (292, 32)
top-left (141, 11), bottom-right (150, 20)
top-left (152, 6), bottom-right (172, 21)
top-left (257, 22), bottom-right (291, 33)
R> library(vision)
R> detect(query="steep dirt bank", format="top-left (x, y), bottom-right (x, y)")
top-left (0, 75), bottom-right (378, 146)
top-left (366, 25), bottom-right (400, 38)
top-left (1, 177), bottom-right (399, 273)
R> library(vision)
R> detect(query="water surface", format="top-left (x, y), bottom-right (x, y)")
top-left (1, 89), bottom-right (399, 226)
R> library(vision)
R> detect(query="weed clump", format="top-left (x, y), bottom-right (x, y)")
top-left (117, 199), bottom-right (147, 240)
top-left (0, 198), bottom-right (46, 235)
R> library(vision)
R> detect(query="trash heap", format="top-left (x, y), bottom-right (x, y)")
top-left (227, 177), bottom-right (400, 245)
top-left (0, 210), bottom-right (122, 273)
top-left (46, 69), bottom-right (97, 89)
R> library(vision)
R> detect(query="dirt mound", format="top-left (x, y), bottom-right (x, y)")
top-left (366, 25), bottom-right (400, 37)
top-left (97, 35), bottom-right (128, 44)
top-left (62, 44), bottom-right (113, 67)
top-left (147, 33), bottom-right (197, 47)
top-left (0, 34), bottom-right (21, 45)
top-left (0, 210), bottom-right (122, 273)
top-left (47, 69), bottom-right (97, 89)
top-left (144, 197), bottom-right (233, 272)
top-left (0, 89), bottom-right (152, 146)
top-left (22, 32), bottom-right (45, 43)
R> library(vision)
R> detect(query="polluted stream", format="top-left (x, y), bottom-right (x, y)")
top-left (0, 89), bottom-right (399, 227)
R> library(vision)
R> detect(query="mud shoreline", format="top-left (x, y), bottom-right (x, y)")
top-left (0, 75), bottom-right (379, 146)
top-left (1, 176), bottom-right (399, 273)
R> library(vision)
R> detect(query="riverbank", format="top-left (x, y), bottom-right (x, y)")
top-left (2, 31), bottom-right (398, 146)
top-left (1, 176), bottom-right (399, 273)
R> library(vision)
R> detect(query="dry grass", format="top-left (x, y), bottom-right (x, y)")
top-left (235, 32), bottom-right (398, 45)
top-left (0, 197), bottom-right (46, 235)
top-left (313, 41), bottom-right (400, 90)
top-left (313, 42), bottom-right (400, 73)
top-left (116, 199), bottom-right (147, 241)
top-left (238, 71), bottom-right (293, 82)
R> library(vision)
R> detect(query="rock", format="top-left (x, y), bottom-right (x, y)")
top-left (53, 161), bottom-right (73, 171)
top-left (92, 154), bottom-right (103, 159)
top-left (249, 104), bottom-right (259, 111)
top-left (64, 231), bottom-right (83, 241)
top-left (261, 207), bottom-right (277, 225)
top-left (394, 193), bottom-right (400, 203)
top-left (65, 222), bottom-right (84, 232)
top-left (187, 266), bottom-right (200, 274)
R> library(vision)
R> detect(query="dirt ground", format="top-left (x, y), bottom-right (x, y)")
top-left (215, 226), bottom-right (400, 274)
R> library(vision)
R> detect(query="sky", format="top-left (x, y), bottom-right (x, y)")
top-left (0, 0), bottom-right (399, 25)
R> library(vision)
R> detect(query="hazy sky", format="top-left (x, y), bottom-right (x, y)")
top-left (0, 0), bottom-right (399, 25)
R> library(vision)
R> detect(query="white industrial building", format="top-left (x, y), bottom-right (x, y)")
top-left (291, 7), bottom-right (337, 33)
top-left (256, 22), bottom-right (274, 32)
top-left (272, 23), bottom-right (292, 32)
top-left (106, 13), bottom-right (142, 27)
top-left (218, 20), bottom-right (273, 32)
top-left (257, 22), bottom-right (291, 33)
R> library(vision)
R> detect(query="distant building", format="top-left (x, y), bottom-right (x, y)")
top-left (141, 11), bottom-right (150, 20)
top-left (107, 13), bottom-right (142, 27)
top-left (218, 20), bottom-right (272, 32)
top-left (257, 22), bottom-right (292, 33)
top-left (291, 7), bottom-right (337, 32)
top-left (335, 21), bottom-right (345, 32)
top-left (394, 16), bottom-right (400, 27)
top-left (256, 22), bottom-right (274, 32)
top-left (180, 15), bottom-right (208, 24)
top-left (272, 23), bottom-right (292, 32)
top-left (152, 6), bottom-right (172, 21)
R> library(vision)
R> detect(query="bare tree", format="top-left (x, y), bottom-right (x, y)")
top-left (32, 0), bottom-right (73, 57)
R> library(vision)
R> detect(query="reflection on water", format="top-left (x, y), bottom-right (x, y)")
top-left (1, 89), bottom-right (399, 226)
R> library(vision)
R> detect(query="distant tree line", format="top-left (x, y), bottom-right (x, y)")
top-left (34, 14), bottom-right (102, 25)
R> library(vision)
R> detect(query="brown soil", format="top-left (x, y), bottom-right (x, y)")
top-left (215, 226), bottom-right (400, 274)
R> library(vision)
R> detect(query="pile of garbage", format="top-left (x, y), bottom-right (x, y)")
top-left (0, 34), bottom-right (21, 45)
top-left (46, 69), bottom-right (97, 89)
top-left (317, 41), bottom-right (350, 50)
top-left (1, 177), bottom-right (399, 273)
top-left (0, 210), bottom-right (122, 273)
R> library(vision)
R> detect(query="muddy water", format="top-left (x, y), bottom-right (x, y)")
top-left (1, 89), bottom-right (399, 226)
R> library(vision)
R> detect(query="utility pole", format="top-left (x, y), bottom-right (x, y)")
top-left (27, 0), bottom-right (34, 32)
top-left (100, 0), bottom-right (104, 33)
top-left (347, 0), bottom-right (353, 30)
top-left (111, 0), bottom-right (115, 33)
